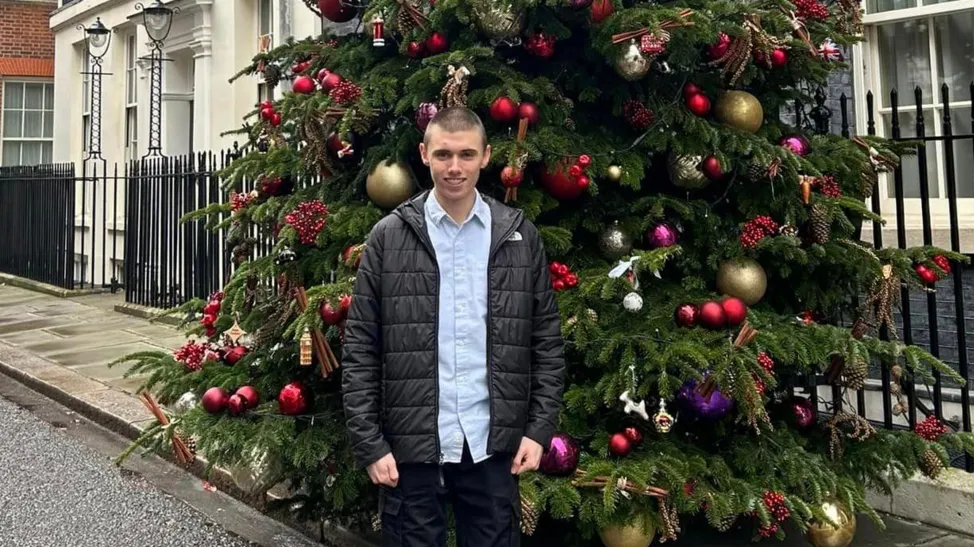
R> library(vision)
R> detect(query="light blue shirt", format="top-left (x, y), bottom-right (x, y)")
top-left (424, 191), bottom-right (492, 464)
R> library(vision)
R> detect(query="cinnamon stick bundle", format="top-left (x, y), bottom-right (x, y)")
top-left (572, 469), bottom-right (669, 498)
top-left (293, 285), bottom-right (339, 377)
top-left (697, 321), bottom-right (758, 398)
top-left (139, 391), bottom-right (194, 465)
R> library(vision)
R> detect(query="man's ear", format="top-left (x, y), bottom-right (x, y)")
top-left (481, 144), bottom-right (492, 168)
top-left (419, 142), bottom-right (429, 166)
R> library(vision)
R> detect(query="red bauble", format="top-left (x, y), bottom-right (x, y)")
top-left (708, 33), bottom-right (731, 60)
top-left (518, 102), bottom-right (540, 125)
top-left (577, 154), bottom-right (592, 168)
top-left (720, 297), bottom-right (748, 326)
top-left (406, 41), bottom-right (425, 58)
top-left (318, 70), bottom-right (342, 92)
top-left (576, 175), bottom-right (590, 189)
top-left (687, 93), bottom-right (711, 117)
top-left (292, 61), bottom-right (311, 74)
top-left (569, 164), bottom-right (583, 178)
top-left (235, 386), bottom-right (260, 408)
top-left (260, 107), bottom-right (275, 121)
top-left (318, 0), bottom-right (357, 22)
top-left (564, 273), bottom-right (579, 287)
top-left (292, 76), bottom-right (316, 94)
top-left (933, 255), bottom-right (952, 276)
top-left (339, 293), bottom-right (352, 315)
top-left (525, 33), bottom-right (556, 59)
top-left (791, 396), bottom-right (815, 429)
top-left (608, 433), bottom-right (632, 457)
top-left (223, 345), bottom-right (249, 366)
top-left (683, 82), bottom-right (702, 99)
top-left (916, 264), bottom-right (938, 284)
top-left (489, 96), bottom-right (519, 123)
top-left (227, 394), bottom-right (246, 416)
top-left (590, 0), bottom-right (615, 23)
top-left (425, 32), bottom-right (449, 55)
top-left (553, 279), bottom-right (566, 292)
top-left (278, 381), bottom-right (312, 415)
top-left (770, 49), bottom-right (788, 67)
top-left (701, 156), bottom-right (723, 181)
top-left (623, 427), bottom-right (643, 446)
top-left (201, 387), bottom-right (229, 414)
top-left (319, 301), bottom-right (344, 325)
top-left (501, 166), bottom-right (523, 187)
top-left (698, 301), bottom-right (727, 329)
top-left (269, 112), bottom-right (282, 127)
top-left (200, 313), bottom-right (216, 327)
top-left (541, 163), bottom-right (585, 200)
top-left (674, 303), bottom-right (699, 327)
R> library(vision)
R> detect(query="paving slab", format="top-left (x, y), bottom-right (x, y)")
top-left (23, 331), bottom-right (143, 355)
top-left (108, 375), bottom-right (153, 396)
top-left (122, 324), bottom-right (187, 339)
top-left (49, 342), bottom-right (161, 368)
top-left (70, 361), bottom-right (143, 383)
top-left (30, 365), bottom-right (109, 395)
top-left (0, 316), bottom-right (77, 335)
top-left (0, 292), bottom-right (44, 306)
top-left (47, 320), bottom-right (144, 337)
top-left (0, 329), bottom-right (63, 346)
top-left (73, 388), bottom-right (150, 425)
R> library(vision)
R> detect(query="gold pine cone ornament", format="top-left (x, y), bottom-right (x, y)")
top-left (598, 513), bottom-right (656, 547)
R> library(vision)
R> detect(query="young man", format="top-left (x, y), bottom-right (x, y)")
top-left (342, 106), bottom-right (566, 547)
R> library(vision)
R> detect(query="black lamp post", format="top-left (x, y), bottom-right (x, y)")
top-left (78, 17), bottom-right (112, 161)
top-left (135, 1), bottom-right (178, 158)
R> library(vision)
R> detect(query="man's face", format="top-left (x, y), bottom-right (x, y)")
top-left (419, 126), bottom-right (491, 206)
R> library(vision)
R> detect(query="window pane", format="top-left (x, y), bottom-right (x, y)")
top-left (24, 111), bottom-right (43, 138)
top-left (949, 108), bottom-right (974, 198)
top-left (2, 142), bottom-right (19, 166)
top-left (44, 84), bottom-right (54, 110)
top-left (3, 83), bottom-right (22, 109)
top-left (83, 115), bottom-right (89, 151)
top-left (24, 83), bottom-right (44, 109)
top-left (82, 80), bottom-right (89, 112)
top-left (21, 141), bottom-right (41, 166)
top-left (43, 111), bottom-right (53, 139)
top-left (877, 20), bottom-right (933, 107)
top-left (3, 111), bottom-right (22, 138)
top-left (884, 111), bottom-right (940, 198)
top-left (127, 72), bottom-right (136, 104)
top-left (867, 0), bottom-right (916, 12)
top-left (259, 0), bottom-right (273, 36)
top-left (934, 13), bottom-right (974, 102)
top-left (41, 142), bottom-right (52, 164)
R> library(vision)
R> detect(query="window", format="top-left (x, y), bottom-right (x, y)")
top-left (258, 0), bottom-right (273, 47)
top-left (82, 49), bottom-right (90, 152)
top-left (125, 35), bottom-right (138, 161)
top-left (2, 81), bottom-right (54, 166)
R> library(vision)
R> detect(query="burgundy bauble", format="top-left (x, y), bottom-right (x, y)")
top-left (539, 433), bottom-right (580, 476)
top-left (683, 82), bottom-right (702, 99)
top-left (701, 156), bottom-right (723, 181)
top-left (590, 0), bottom-right (615, 23)
top-left (318, 70), bottom-right (342, 92)
top-left (405, 41), bottom-right (425, 58)
top-left (687, 93), bottom-right (711, 117)
top-left (227, 394), bottom-right (246, 416)
top-left (623, 427), bottom-right (643, 446)
top-left (501, 166), bottom-right (523, 188)
top-left (770, 49), bottom-right (788, 67)
top-left (525, 33), bottom-right (555, 59)
top-left (425, 32), bottom-right (449, 55)
top-left (320, 301), bottom-right (344, 325)
top-left (608, 432), bottom-right (632, 457)
top-left (201, 387), bottom-right (229, 414)
top-left (223, 345), bottom-right (249, 366)
top-left (318, 0), bottom-right (358, 22)
top-left (779, 135), bottom-right (811, 157)
top-left (646, 223), bottom-right (679, 249)
top-left (339, 293), bottom-right (352, 315)
top-left (260, 175), bottom-right (293, 197)
top-left (708, 33), bottom-right (731, 60)
top-left (292, 75), bottom-right (316, 95)
top-left (518, 102), bottom-right (540, 125)
top-left (278, 381), bottom-right (312, 415)
top-left (489, 96), bottom-right (519, 123)
top-left (674, 303), bottom-right (699, 327)
top-left (201, 314), bottom-right (216, 327)
top-left (720, 296), bottom-right (748, 326)
top-left (415, 102), bottom-right (438, 131)
top-left (698, 300), bottom-right (727, 329)
top-left (540, 163), bottom-right (585, 200)
top-left (203, 301), bottom-right (220, 315)
top-left (327, 132), bottom-right (357, 161)
top-left (916, 264), bottom-right (938, 284)
top-left (235, 385), bottom-right (260, 408)
top-left (791, 396), bottom-right (815, 428)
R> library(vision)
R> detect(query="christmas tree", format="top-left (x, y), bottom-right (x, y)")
top-left (113, 0), bottom-right (974, 545)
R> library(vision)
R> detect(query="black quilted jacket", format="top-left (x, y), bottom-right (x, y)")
top-left (341, 190), bottom-right (566, 469)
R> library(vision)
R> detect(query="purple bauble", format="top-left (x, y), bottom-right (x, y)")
top-left (779, 135), bottom-right (811, 157)
top-left (791, 396), bottom-right (815, 428)
top-left (646, 222), bottom-right (679, 249)
top-left (539, 433), bottom-right (580, 476)
top-left (678, 377), bottom-right (734, 419)
top-left (416, 102), bottom-right (439, 132)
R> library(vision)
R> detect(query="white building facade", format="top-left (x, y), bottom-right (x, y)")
top-left (51, 0), bottom-right (324, 165)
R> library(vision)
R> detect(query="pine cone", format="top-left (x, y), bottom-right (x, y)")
top-left (176, 434), bottom-right (197, 454)
top-left (396, 6), bottom-right (415, 34)
top-left (842, 355), bottom-right (868, 390)
top-left (748, 161), bottom-right (769, 181)
top-left (920, 449), bottom-right (944, 479)
top-left (520, 493), bottom-right (539, 536)
top-left (809, 203), bottom-right (832, 244)
top-left (716, 514), bottom-right (737, 532)
top-left (263, 64), bottom-right (282, 89)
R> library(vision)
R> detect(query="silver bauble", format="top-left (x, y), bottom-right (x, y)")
top-left (171, 391), bottom-right (198, 415)
top-left (614, 39), bottom-right (651, 81)
top-left (471, 2), bottom-right (526, 41)
top-left (623, 292), bottom-right (644, 313)
top-left (230, 448), bottom-right (282, 495)
top-left (599, 221), bottom-right (633, 260)
top-left (667, 153), bottom-right (710, 190)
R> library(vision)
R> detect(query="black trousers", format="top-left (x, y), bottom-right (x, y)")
top-left (380, 441), bottom-right (520, 547)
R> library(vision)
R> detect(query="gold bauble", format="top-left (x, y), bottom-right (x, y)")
top-left (607, 165), bottom-right (624, 182)
top-left (714, 90), bottom-right (764, 134)
top-left (366, 160), bottom-right (415, 209)
top-left (667, 153), bottom-right (710, 190)
top-left (598, 515), bottom-right (656, 547)
top-left (716, 257), bottom-right (767, 306)
top-left (614, 39), bottom-right (651, 81)
top-left (471, 2), bottom-right (526, 40)
top-left (806, 501), bottom-right (857, 547)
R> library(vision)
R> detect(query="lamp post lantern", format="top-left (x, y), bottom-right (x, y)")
top-left (78, 17), bottom-right (112, 161)
top-left (135, 1), bottom-right (179, 158)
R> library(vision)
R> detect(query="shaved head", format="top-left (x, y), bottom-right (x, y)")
top-left (423, 106), bottom-right (488, 150)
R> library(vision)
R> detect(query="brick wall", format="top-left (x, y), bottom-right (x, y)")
top-left (0, 1), bottom-right (56, 60)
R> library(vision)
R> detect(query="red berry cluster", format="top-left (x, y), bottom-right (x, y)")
top-left (549, 261), bottom-right (579, 292)
top-left (285, 200), bottom-right (329, 245)
top-left (915, 415), bottom-right (949, 441)
top-left (329, 80), bottom-right (362, 105)
top-left (795, 0), bottom-right (830, 19)
top-left (230, 191), bottom-right (256, 213)
top-left (815, 176), bottom-right (842, 198)
top-left (758, 523), bottom-right (779, 538)
top-left (763, 491), bottom-right (791, 522)
top-left (740, 216), bottom-right (780, 249)
top-left (200, 291), bottom-right (224, 338)
top-left (623, 100), bottom-right (655, 130)
top-left (567, 155), bottom-right (592, 190)
top-left (933, 255), bottom-right (952, 277)
top-left (174, 340), bottom-right (208, 372)
top-left (754, 352), bottom-right (776, 395)
top-left (525, 32), bottom-right (556, 59)
top-left (258, 100), bottom-right (282, 127)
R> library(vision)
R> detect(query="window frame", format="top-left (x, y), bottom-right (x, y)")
top-left (125, 34), bottom-right (138, 161)
top-left (82, 48), bottom-right (90, 152)
top-left (1, 79), bottom-right (55, 166)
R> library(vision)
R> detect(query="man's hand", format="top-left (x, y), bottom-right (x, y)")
top-left (511, 437), bottom-right (544, 475)
top-left (367, 453), bottom-right (399, 487)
